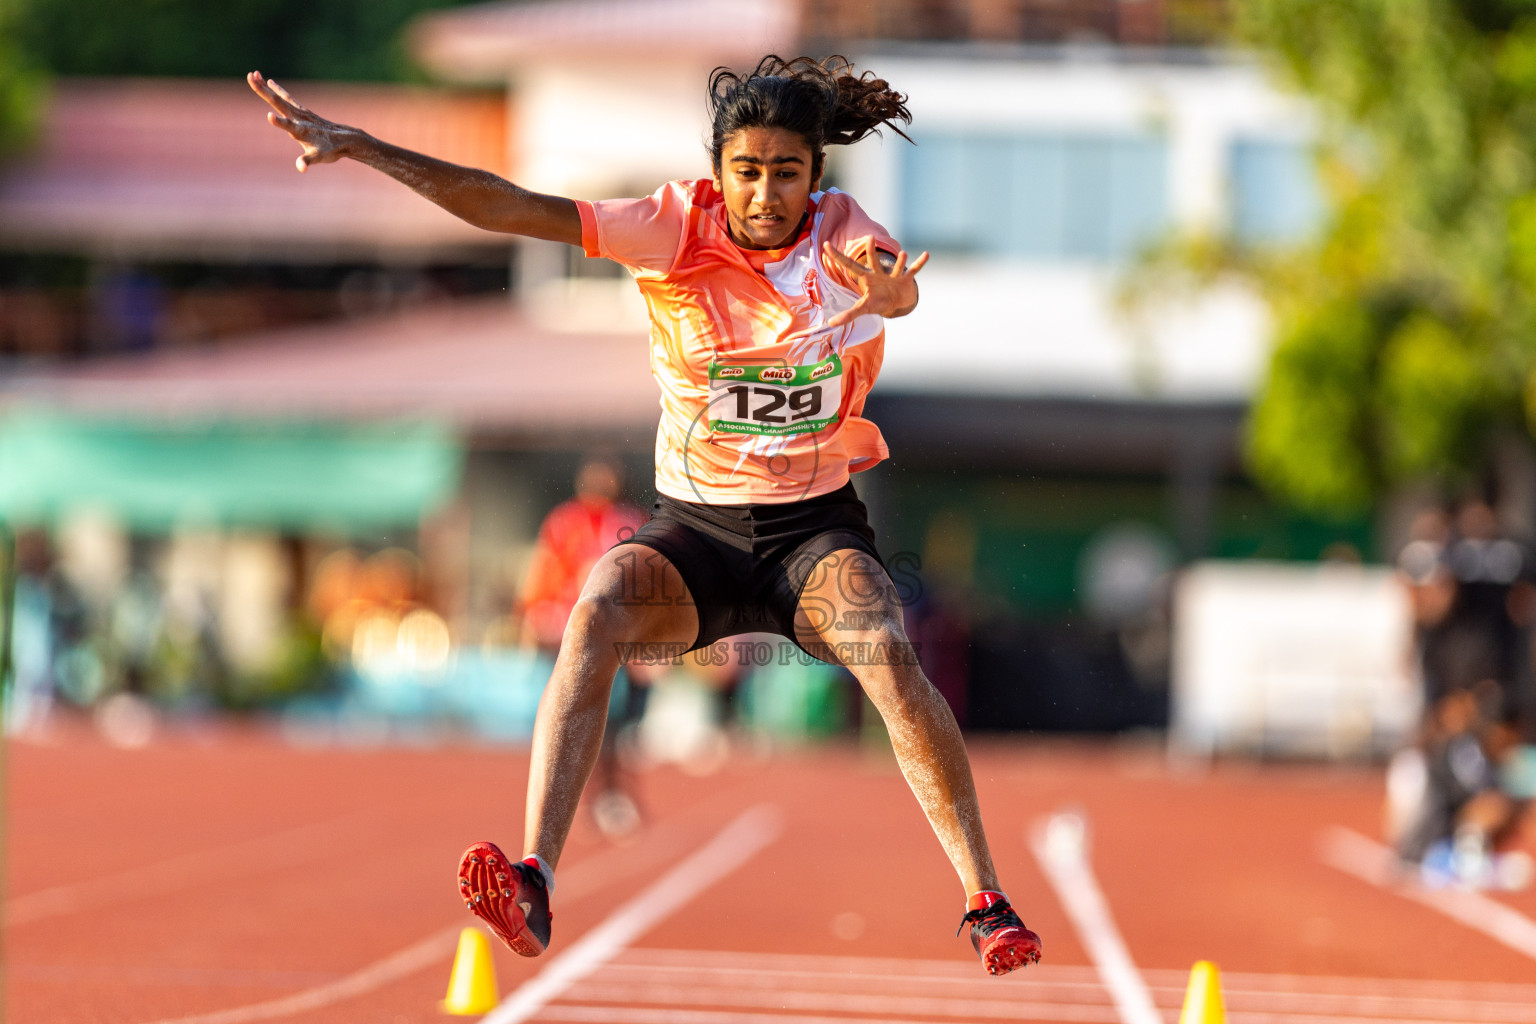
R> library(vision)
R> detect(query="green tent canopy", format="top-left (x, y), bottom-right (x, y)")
top-left (0, 411), bottom-right (463, 531)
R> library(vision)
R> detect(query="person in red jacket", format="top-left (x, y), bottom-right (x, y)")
top-left (519, 458), bottom-right (646, 651)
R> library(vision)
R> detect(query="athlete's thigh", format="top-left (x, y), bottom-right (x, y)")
top-left (577, 543), bottom-right (700, 646)
top-left (792, 547), bottom-right (907, 662)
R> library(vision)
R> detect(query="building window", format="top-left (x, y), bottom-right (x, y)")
top-left (1229, 139), bottom-right (1322, 246)
top-left (899, 132), bottom-right (1168, 262)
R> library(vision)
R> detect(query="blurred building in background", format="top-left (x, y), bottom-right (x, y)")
top-left (0, 0), bottom-right (1376, 741)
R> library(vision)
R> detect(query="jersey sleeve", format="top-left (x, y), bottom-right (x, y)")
top-left (819, 191), bottom-right (903, 288)
top-left (574, 181), bottom-right (690, 273)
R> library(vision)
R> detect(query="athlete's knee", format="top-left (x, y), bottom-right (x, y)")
top-left (565, 593), bottom-right (633, 645)
top-left (848, 623), bottom-right (929, 695)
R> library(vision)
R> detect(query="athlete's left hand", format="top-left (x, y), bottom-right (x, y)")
top-left (820, 243), bottom-right (929, 327)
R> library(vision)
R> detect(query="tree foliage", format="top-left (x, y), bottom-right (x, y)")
top-left (0, 0), bottom-right (46, 155)
top-left (1150, 1), bottom-right (1536, 516)
top-left (6, 0), bottom-right (478, 83)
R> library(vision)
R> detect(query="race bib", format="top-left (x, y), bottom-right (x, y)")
top-left (708, 354), bottom-right (843, 436)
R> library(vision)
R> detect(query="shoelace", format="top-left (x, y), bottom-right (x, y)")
top-left (957, 900), bottom-right (1019, 938)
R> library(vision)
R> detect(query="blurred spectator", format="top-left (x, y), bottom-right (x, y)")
top-left (1389, 500), bottom-right (1536, 887)
top-left (517, 458), bottom-right (646, 650)
top-left (6, 530), bottom-right (64, 734)
top-left (6, 522), bottom-right (394, 737)
top-left (313, 546), bottom-right (449, 677)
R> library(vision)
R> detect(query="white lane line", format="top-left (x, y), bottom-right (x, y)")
top-left (554, 984), bottom-right (1536, 1024)
top-left (565, 978), bottom-right (1536, 1024)
top-left (483, 803), bottom-right (782, 1024)
top-left (140, 926), bottom-right (465, 1024)
top-left (1028, 814), bottom-right (1162, 1024)
top-left (616, 949), bottom-right (1536, 1015)
top-left (589, 951), bottom-right (1536, 1023)
top-left (599, 963), bottom-right (1111, 1000)
top-left (1208, 1016), bottom-right (1515, 1024)
top-left (132, 794), bottom-right (762, 1024)
top-left (620, 947), bottom-right (1105, 980)
top-left (537, 1009), bottom-right (1110, 1024)
top-left (1319, 826), bottom-right (1536, 963)
top-left (605, 960), bottom-right (1103, 984)
top-left (623, 950), bottom-right (1536, 1003)
top-left (557, 980), bottom-right (1118, 1019)
top-left (1211, 988), bottom-right (1536, 1022)
top-left (1142, 968), bottom-right (1536, 1003)
top-left (548, 1015), bottom-right (1522, 1024)
top-left (540, 1006), bottom-right (1536, 1024)
top-left (7, 814), bottom-right (364, 927)
top-left (545, 949), bottom-right (1536, 1024)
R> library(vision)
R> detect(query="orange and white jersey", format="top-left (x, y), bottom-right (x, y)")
top-left (576, 179), bottom-right (899, 504)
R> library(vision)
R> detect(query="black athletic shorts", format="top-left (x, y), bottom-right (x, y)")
top-left (617, 480), bottom-right (884, 655)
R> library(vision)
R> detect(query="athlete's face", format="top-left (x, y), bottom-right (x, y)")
top-left (714, 127), bottom-right (820, 250)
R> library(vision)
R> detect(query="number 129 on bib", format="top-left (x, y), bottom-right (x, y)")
top-left (707, 356), bottom-right (843, 437)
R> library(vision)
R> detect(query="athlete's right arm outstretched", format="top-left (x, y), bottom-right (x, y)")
top-left (248, 71), bottom-right (581, 246)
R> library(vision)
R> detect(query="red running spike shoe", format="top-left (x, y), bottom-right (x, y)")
top-left (457, 841), bottom-right (552, 957)
top-left (959, 891), bottom-right (1042, 976)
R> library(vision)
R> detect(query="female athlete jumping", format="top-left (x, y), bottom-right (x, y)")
top-left (250, 55), bottom-right (1041, 976)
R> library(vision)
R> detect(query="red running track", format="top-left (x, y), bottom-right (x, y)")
top-left (8, 722), bottom-right (1536, 1024)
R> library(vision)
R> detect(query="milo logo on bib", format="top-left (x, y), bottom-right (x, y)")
top-left (708, 354), bottom-right (843, 437)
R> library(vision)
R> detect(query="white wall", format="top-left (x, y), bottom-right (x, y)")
top-left (507, 58), bottom-right (716, 331)
top-left (511, 58), bottom-right (719, 197)
top-left (1171, 561), bottom-right (1418, 758)
top-left (847, 53), bottom-right (1313, 232)
top-left (832, 51), bottom-right (1314, 401)
top-left (877, 263), bottom-right (1269, 399)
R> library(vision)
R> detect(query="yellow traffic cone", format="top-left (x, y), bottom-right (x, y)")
top-left (443, 926), bottom-right (499, 1015)
top-left (1178, 960), bottom-right (1226, 1024)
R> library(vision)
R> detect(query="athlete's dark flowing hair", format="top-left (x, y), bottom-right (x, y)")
top-left (707, 55), bottom-right (912, 180)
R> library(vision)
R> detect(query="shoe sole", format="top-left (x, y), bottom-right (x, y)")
top-left (457, 841), bottom-right (545, 957)
top-left (982, 928), bottom-right (1042, 976)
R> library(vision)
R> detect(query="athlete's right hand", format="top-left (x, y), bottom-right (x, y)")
top-left (248, 71), bottom-right (363, 173)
